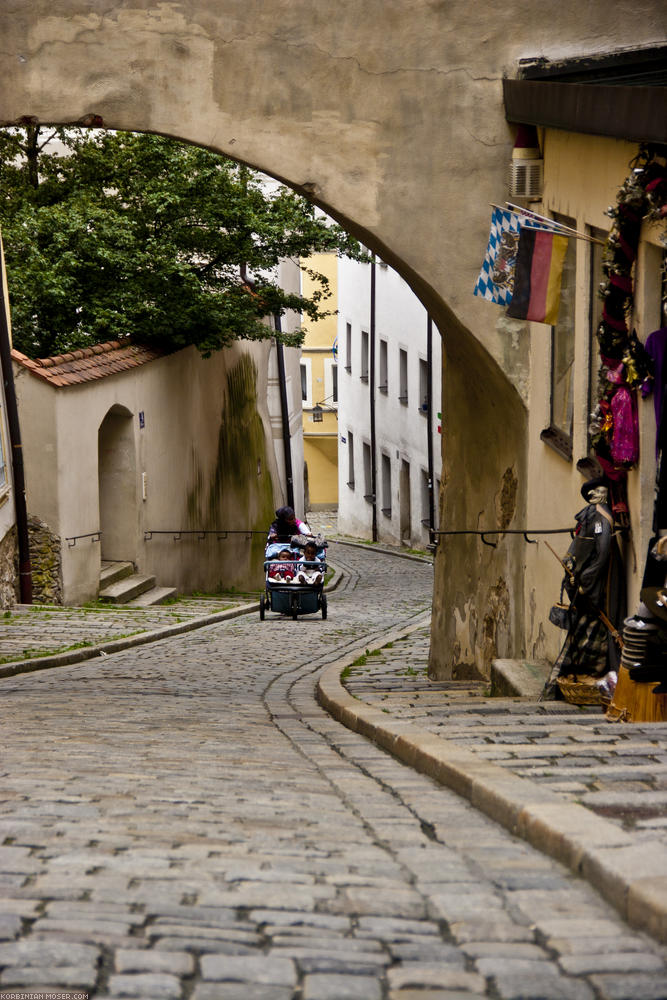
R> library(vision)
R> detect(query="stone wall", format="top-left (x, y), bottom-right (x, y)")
top-left (0, 526), bottom-right (17, 608)
top-left (27, 515), bottom-right (62, 605)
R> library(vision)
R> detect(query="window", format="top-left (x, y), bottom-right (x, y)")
top-left (300, 359), bottom-right (313, 409)
top-left (324, 358), bottom-right (338, 407)
top-left (361, 330), bottom-right (369, 382)
top-left (345, 322), bottom-right (352, 373)
top-left (399, 348), bottom-right (408, 404)
top-left (347, 431), bottom-right (355, 488)
top-left (588, 227), bottom-right (607, 449)
top-left (419, 358), bottom-right (428, 414)
top-left (381, 453), bottom-right (392, 517)
top-left (420, 468), bottom-right (430, 528)
top-left (379, 339), bottom-right (388, 393)
top-left (363, 442), bottom-right (373, 502)
top-left (541, 213), bottom-right (576, 458)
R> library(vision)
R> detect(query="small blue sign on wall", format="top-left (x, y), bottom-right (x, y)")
top-left (139, 411), bottom-right (145, 429)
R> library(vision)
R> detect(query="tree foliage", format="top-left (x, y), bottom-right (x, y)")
top-left (0, 126), bottom-right (365, 359)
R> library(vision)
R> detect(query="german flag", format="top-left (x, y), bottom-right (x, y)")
top-left (507, 226), bottom-right (569, 326)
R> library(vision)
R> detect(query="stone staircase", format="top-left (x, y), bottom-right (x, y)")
top-left (99, 561), bottom-right (177, 607)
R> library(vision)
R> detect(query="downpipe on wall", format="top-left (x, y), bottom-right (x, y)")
top-left (0, 238), bottom-right (32, 603)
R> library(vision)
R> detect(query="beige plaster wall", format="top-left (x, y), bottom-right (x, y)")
top-left (522, 131), bottom-right (665, 665)
top-left (1, 1), bottom-right (665, 666)
top-left (14, 340), bottom-right (297, 604)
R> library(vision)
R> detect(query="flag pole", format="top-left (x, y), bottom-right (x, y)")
top-left (488, 204), bottom-right (575, 238)
top-left (504, 203), bottom-right (605, 245)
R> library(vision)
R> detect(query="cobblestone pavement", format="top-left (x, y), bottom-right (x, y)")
top-left (341, 627), bottom-right (667, 846)
top-left (0, 596), bottom-right (256, 670)
top-left (1, 541), bottom-right (667, 999)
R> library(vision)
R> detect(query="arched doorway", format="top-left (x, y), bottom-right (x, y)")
top-left (98, 405), bottom-right (137, 564)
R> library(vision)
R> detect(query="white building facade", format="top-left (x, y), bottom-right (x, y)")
top-left (337, 256), bottom-right (442, 549)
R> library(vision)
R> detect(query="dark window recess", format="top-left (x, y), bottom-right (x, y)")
top-left (540, 426), bottom-right (573, 461)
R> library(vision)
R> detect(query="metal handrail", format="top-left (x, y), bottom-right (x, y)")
top-left (65, 531), bottom-right (101, 547)
top-left (144, 529), bottom-right (267, 541)
top-left (432, 527), bottom-right (575, 548)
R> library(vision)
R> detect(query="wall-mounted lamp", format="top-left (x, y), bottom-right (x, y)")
top-left (312, 404), bottom-right (323, 423)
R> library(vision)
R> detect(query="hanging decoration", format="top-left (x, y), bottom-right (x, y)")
top-left (589, 144), bottom-right (667, 526)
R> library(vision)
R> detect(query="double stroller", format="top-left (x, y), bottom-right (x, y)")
top-left (260, 531), bottom-right (328, 621)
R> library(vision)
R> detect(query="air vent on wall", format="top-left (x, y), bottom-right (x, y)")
top-left (509, 122), bottom-right (543, 201)
top-left (509, 158), bottom-right (543, 199)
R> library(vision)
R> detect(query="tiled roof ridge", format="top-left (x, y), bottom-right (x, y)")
top-left (11, 338), bottom-right (171, 388)
top-left (29, 340), bottom-right (127, 369)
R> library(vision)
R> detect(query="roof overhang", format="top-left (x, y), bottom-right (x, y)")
top-left (503, 78), bottom-right (667, 144)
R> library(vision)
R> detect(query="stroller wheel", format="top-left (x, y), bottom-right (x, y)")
top-left (259, 595), bottom-right (266, 621)
top-left (321, 594), bottom-right (328, 620)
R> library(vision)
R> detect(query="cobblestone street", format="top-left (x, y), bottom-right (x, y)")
top-left (1, 541), bottom-right (666, 999)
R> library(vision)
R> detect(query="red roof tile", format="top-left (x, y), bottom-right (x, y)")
top-left (11, 340), bottom-right (170, 387)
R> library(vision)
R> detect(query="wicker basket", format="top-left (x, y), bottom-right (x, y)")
top-left (557, 674), bottom-right (608, 706)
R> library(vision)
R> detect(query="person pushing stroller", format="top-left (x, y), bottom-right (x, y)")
top-left (267, 506), bottom-right (310, 544)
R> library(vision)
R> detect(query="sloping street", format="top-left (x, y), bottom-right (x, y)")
top-left (1, 542), bottom-right (666, 999)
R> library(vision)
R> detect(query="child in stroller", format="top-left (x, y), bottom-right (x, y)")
top-left (266, 547), bottom-right (298, 583)
top-left (295, 541), bottom-right (325, 585)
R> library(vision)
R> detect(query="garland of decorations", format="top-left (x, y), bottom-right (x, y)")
top-left (588, 144), bottom-right (667, 526)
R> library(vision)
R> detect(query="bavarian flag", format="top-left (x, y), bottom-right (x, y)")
top-left (506, 223), bottom-right (569, 325)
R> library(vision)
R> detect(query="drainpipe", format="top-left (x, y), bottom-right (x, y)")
top-left (370, 255), bottom-right (378, 542)
top-left (0, 241), bottom-right (32, 603)
top-left (426, 315), bottom-right (436, 545)
top-left (273, 312), bottom-right (295, 511)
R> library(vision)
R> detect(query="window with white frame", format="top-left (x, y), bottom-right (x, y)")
top-left (361, 330), bottom-right (369, 383)
top-left (419, 358), bottom-right (428, 414)
top-left (381, 453), bottom-right (392, 517)
top-left (300, 358), bottom-right (313, 409)
top-left (324, 358), bottom-right (338, 408)
top-left (379, 338), bottom-right (388, 393)
top-left (347, 431), bottom-right (355, 488)
top-left (363, 441), bottom-right (373, 501)
top-left (399, 348), bottom-right (408, 404)
top-left (420, 468), bottom-right (430, 528)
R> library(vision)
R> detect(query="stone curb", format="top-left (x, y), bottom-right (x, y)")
top-left (316, 626), bottom-right (667, 946)
top-left (0, 561), bottom-right (345, 680)
top-left (331, 536), bottom-right (434, 564)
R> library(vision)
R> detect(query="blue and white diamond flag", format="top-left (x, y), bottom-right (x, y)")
top-left (473, 208), bottom-right (521, 306)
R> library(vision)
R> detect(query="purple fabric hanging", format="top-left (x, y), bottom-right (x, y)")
top-left (610, 384), bottom-right (639, 465)
top-left (641, 326), bottom-right (667, 452)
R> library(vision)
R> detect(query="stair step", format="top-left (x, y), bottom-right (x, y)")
top-left (100, 561), bottom-right (134, 589)
top-left (127, 586), bottom-right (178, 608)
top-left (99, 573), bottom-right (156, 604)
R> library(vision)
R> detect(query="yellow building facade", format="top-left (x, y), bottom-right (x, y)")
top-left (300, 254), bottom-right (340, 510)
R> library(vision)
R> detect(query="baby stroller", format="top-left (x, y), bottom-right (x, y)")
top-left (260, 535), bottom-right (328, 621)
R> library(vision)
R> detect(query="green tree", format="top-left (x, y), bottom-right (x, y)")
top-left (0, 126), bottom-right (364, 359)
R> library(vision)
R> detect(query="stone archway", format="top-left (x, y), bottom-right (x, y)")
top-left (98, 405), bottom-right (137, 564)
top-left (1, 2), bottom-right (663, 674)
